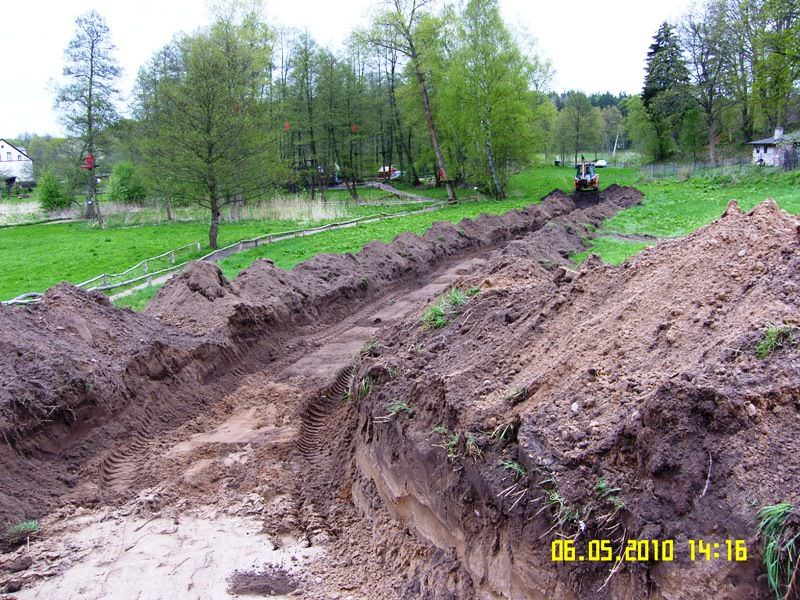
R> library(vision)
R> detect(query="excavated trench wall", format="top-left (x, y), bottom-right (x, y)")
top-left (0, 187), bottom-right (638, 526)
top-left (346, 200), bottom-right (799, 600)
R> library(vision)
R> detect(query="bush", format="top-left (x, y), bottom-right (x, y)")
top-left (107, 161), bottom-right (147, 203)
top-left (37, 170), bottom-right (70, 211)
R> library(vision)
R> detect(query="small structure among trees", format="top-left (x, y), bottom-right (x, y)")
top-left (0, 139), bottom-right (34, 187)
top-left (749, 128), bottom-right (800, 168)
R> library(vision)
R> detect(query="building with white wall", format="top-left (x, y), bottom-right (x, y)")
top-left (0, 139), bottom-right (34, 182)
top-left (749, 128), bottom-right (800, 168)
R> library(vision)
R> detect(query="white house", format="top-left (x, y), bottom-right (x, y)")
top-left (0, 139), bottom-right (33, 182)
top-left (749, 127), bottom-right (800, 167)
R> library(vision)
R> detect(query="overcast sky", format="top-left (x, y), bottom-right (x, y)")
top-left (2, 0), bottom-right (693, 138)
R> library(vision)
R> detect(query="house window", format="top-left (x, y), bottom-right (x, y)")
top-left (5, 152), bottom-right (10, 161)
top-left (18, 155), bottom-right (22, 161)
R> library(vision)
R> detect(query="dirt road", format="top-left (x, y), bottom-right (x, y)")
top-left (0, 187), bottom-right (646, 598)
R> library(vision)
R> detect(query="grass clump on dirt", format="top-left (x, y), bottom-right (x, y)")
top-left (501, 460), bottom-right (526, 478)
top-left (9, 520), bottom-right (38, 535)
top-left (373, 400), bottom-right (413, 423)
top-left (595, 476), bottom-right (626, 512)
top-left (757, 502), bottom-right (800, 599)
top-left (422, 287), bottom-right (470, 329)
top-left (1, 519), bottom-right (40, 552)
top-left (756, 324), bottom-right (795, 359)
top-left (432, 426), bottom-right (460, 459)
top-left (386, 401), bottom-right (412, 416)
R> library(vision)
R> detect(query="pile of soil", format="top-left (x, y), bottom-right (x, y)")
top-left (347, 199), bottom-right (800, 598)
top-left (0, 188), bottom-right (639, 529)
top-left (145, 187), bottom-right (638, 337)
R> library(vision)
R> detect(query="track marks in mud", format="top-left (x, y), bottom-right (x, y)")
top-left (98, 403), bottom-right (166, 492)
top-left (297, 366), bottom-right (354, 464)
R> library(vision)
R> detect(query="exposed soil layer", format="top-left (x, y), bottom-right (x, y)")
top-left (0, 186), bottom-right (638, 529)
top-left (7, 186), bottom-right (791, 599)
top-left (348, 199), bottom-right (800, 598)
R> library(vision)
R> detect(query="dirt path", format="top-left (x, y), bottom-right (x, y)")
top-left (4, 254), bottom-right (489, 599)
top-left (0, 186), bottom-right (647, 598)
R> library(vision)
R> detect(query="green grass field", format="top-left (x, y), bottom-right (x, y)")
top-left (577, 168), bottom-right (800, 263)
top-left (5, 164), bottom-right (799, 309)
top-left (0, 201), bottom-right (425, 300)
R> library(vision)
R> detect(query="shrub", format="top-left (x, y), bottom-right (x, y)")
top-left (107, 161), bottom-right (147, 203)
top-left (37, 170), bottom-right (70, 211)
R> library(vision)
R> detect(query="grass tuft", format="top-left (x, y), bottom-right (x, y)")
top-left (9, 520), bottom-right (38, 535)
top-left (757, 502), bottom-right (799, 599)
top-left (421, 287), bottom-right (473, 329)
top-left (501, 459), bottom-right (526, 479)
top-left (422, 304), bottom-right (448, 329)
top-left (756, 324), bottom-right (795, 359)
top-left (386, 401), bottom-right (412, 416)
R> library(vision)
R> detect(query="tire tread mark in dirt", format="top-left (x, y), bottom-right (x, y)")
top-left (296, 366), bottom-right (354, 463)
top-left (98, 403), bottom-right (163, 491)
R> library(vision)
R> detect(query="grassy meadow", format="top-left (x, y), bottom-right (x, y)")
top-left (3, 164), bottom-right (799, 310)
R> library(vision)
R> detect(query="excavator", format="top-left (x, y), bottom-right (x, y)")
top-left (574, 160), bottom-right (599, 202)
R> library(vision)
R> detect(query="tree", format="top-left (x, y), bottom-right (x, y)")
top-left (135, 6), bottom-right (276, 248)
top-left (55, 10), bottom-right (121, 222)
top-left (531, 95), bottom-right (558, 160)
top-left (753, 0), bottom-right (800, 130)
top-left (107, 161), bottom-right (147, 203)
top-left (681, 0), bottom-right (731, 166)
top-left (642, 22), bottom-right (691, 160)
top-left (600, 105), bottom-right (625, 157)
top-left (624, 95), bottom-right (660, 160)
top-left (371, 0), bottom-right (457, 203)
top-left (725, 0), bottom-right (760, 142)
top-left (440, 0), bottom-right (537, 198)
top-left (556, 91), bottom-right (602, 165)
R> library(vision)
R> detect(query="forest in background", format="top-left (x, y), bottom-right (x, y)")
top-left (4, 0), bottom-right (799, 246)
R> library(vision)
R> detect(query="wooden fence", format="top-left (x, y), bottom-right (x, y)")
top-left (1, 201), bottom-right (445, 306)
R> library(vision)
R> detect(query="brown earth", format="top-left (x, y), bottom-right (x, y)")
top-left (347, 199), bottom-right (800, 598)
top-left (0, 187), bottom-right (794, 599)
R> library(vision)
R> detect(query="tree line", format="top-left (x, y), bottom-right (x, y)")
top-left (635, 0), bottom-right (800, 164)
top-left (12, 0), bottom-right (800, 246)
top-left (24, 0), bottom-right (556, 247)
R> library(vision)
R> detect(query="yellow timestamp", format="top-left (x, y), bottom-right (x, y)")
top-left (551, 539), bottom-right (748, 562)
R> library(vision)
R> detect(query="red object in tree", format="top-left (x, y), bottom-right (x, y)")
top-left (81, 154), bottom-right (95, 170)
top-left (283, 121), bottom-right (291, 131)
top-left (351, 124), bottom-right (360, 133)
top-left (437, 168), bottom-right (445, 180)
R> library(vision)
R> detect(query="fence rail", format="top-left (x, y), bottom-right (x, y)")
top-left (2, 200), bottom-right (445, 306)
top-left (638, 157), bottom-right (796, 180)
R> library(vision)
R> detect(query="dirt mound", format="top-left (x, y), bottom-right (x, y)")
top-left (146, 188), bottom-right (639, 336)
top-left (0, 285), bottom-right (211, 524)
top-left (0, 188), bottom-right (639, 531)
top-left (347, 199), bottom-right (800, 598)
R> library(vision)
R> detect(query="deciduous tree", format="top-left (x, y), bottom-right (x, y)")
top-left (135, 5), bottom-right (275, 248)
top-left (55, 10), bottom-right (121, 222)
